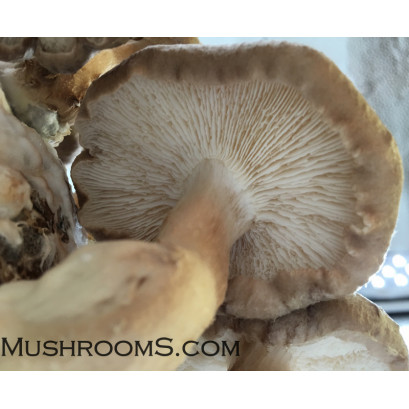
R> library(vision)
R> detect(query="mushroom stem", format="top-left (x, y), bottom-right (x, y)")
top-left (0, 241), bottom-right (218, 370)
top-left (158, 159), bottom-right (254, 304)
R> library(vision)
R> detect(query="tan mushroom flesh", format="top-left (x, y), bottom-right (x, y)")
top-left (0, 104), bottom-right (77, 284)
top-left (0, 240), bottom-right (217, 370)
top-left (72, 42), bottom-right (403, 320)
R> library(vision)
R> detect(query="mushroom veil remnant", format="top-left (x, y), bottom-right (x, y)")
top-left (72, 42), bottom-right (403, 320)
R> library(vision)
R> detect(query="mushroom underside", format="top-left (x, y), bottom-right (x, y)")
top-left (73, 65), bottom-right (398, 317)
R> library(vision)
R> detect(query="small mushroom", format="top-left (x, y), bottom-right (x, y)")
top-left (0, 38), bottom-right (200, 146)
top-left (0, 38), bottom-right (35, 62)
top-left (0, 103), bottom-right (77, 284)
top-left (0, 240), bottom-right (217, 370)
top-left (72, 42), bottom-right (403, 321)
top-left (190, 294), bottom-right (407, 371)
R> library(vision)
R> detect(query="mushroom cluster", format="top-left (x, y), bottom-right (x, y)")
top-left (0, 38), bottom-right (199, 149)
top-left (0, 37), bottom-right (135, 74)
top-left (0, 93), bottom-right (77, 284)
top-left (0, 38), bottom-right (406, 370)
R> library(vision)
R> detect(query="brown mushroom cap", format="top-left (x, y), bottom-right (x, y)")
top-left (0, 38), bottom-right (35, 62)
top-left (233, 294), bottom-right (408, 370)
top-left (177, 318), bottom-right (240, 371)
top-left (0, 240), bottom-right (217, 370)
top-left (182, 294), bottom-right (408, 371)
top-left (0, 104), bottom-right (77, 283)
top-left (72, 42), bottom-right (403, 320)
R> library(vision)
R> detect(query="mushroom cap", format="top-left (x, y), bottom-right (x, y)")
top-left (180, 294), bottom-right (408, 371)
top-left (177, 322), bottom-right (239, 371)
top-left (0, 38), bottom-right (35, 61)
top-left (72, 42), bottom-right (403, 319)
top-left (0, 104), bottom-right (77, 283)
top-left (348, 38), bottom-right (409, 254)
top-left (220, 294), bottom-right (408, 371)
top-left (0, 240), bottom-right (217, 370)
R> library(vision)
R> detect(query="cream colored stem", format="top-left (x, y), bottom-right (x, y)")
top-left (0, 241), bottom-right (218, 370)
top-left (158, 159), bottom-right (253, 304)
